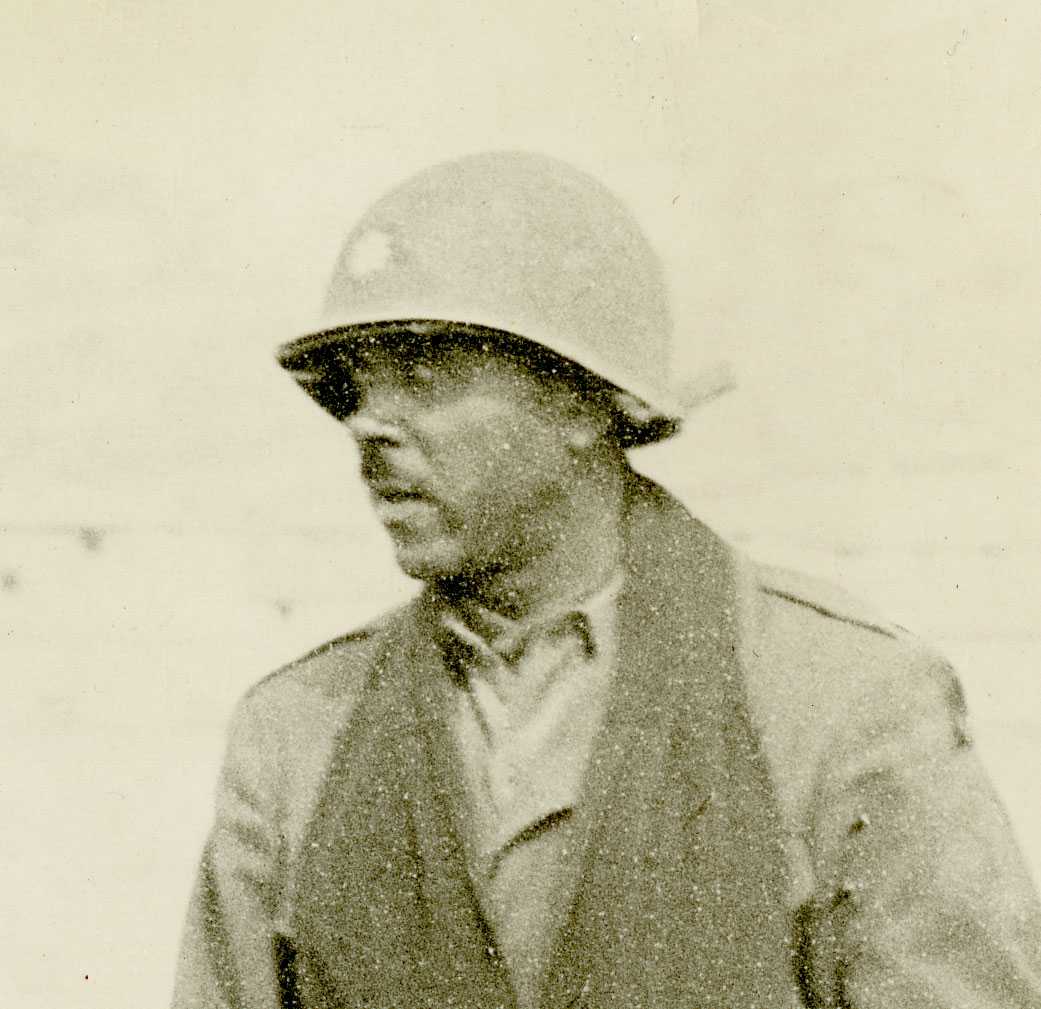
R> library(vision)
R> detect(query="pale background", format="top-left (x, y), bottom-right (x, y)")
top-left (2, 1), bottom-right (1039, 1006)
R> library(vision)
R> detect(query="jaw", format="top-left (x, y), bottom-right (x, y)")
top-left (393, 549), bottom-right (463, 582)
top-left (384, 513), bottom-right (482, 582)
top-left (387, 521), bottom-right (543, 589)
top-left (382, 477), bottom-right (598, 603)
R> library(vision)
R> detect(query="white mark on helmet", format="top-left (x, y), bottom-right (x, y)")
top-left (346, 229), bottom-right (393, 278)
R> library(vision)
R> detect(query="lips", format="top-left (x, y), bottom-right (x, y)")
top-left (371, 485), bottom-right (428, 503)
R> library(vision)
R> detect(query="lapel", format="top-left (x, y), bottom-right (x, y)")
top-left (539, 476), bottom-right (796, 1007)
top-left (291, 601), bottom-right (517, 1009)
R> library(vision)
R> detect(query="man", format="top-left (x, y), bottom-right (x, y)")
top-left (174, 152), bottom-right (1041, 1008)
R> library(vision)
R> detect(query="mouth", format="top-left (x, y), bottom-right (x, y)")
top-left (371, 486), bottom-right (429, 504)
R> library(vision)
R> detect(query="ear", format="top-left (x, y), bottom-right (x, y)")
top-left (562, 396), bottom-right (614, 452)
top-left (564, 420), bottom-right (599, 452)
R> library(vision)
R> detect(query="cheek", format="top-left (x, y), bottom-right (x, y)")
top-left (419, 401), bottom-right (568, 504)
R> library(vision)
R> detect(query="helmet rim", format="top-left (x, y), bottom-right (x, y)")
top-left (277, 317), bottom-right (683, 448)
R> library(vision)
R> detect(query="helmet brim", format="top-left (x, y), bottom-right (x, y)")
top-left (276, 319), bottom-right (690, 447)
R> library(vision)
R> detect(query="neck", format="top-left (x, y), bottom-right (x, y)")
top-left (440, 458), bottom-right (629, 620)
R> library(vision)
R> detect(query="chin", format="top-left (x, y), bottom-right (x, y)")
top-left (391, 540), bottom-right (467, 582)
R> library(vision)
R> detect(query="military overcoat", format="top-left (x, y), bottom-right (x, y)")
top-left (174, 478), bottom-right (1041, 1008)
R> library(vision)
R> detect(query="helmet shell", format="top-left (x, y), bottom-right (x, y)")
top-left (278, 151), bottom-right (683, 444)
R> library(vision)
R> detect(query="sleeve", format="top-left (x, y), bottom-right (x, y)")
top-left (172, 692), bottom-right (290, 1009)
top-left (795, 653), bottom-right (1041, 1008)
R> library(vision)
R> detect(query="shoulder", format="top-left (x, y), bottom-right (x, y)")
top-left (249, 625), bottom-right (381, 701)
top-left (738, 557), bottom-right (965, 739)
top-left (743, 560), bottom-right (933, 674)
top-left (217, 599), bottom-right (421, 842)
top-left (232, 599), bottom-right (415, 731)
top-left (754, 562), bottom-right (904, 641)
top-left (736, 558), bottom-right (970, 825)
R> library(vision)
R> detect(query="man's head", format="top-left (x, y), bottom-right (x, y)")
top-left (276, 151), bottom-right (703, 583)
top-left (339, 323), bottom-right (626, 581)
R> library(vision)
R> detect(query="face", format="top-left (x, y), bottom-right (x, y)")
top-left (344, 334), bottom-right (597, 582)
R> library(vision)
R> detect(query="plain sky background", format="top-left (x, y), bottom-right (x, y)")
top-left (3, 2), bottom-right (1039, 1006)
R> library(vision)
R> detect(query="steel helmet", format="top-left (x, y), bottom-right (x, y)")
top-left (277, 151), bottom-right (728, 445)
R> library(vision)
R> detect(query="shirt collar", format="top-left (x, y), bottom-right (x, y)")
top-left (434, 569), bottom-right (623, 672)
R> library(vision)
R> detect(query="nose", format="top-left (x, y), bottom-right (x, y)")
top-left (346, 409), bottom-right (401, 443)
top-left (345, 382), bottom-right (405, 444)
top-left (347, 388), bottom-right (408, 487)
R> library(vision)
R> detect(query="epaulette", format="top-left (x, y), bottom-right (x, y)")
top-left (756, 564), bottom-right (903, 640)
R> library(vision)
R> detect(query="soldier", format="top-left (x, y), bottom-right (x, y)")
top-left (174, 151), bottom-right (1041, 1008)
